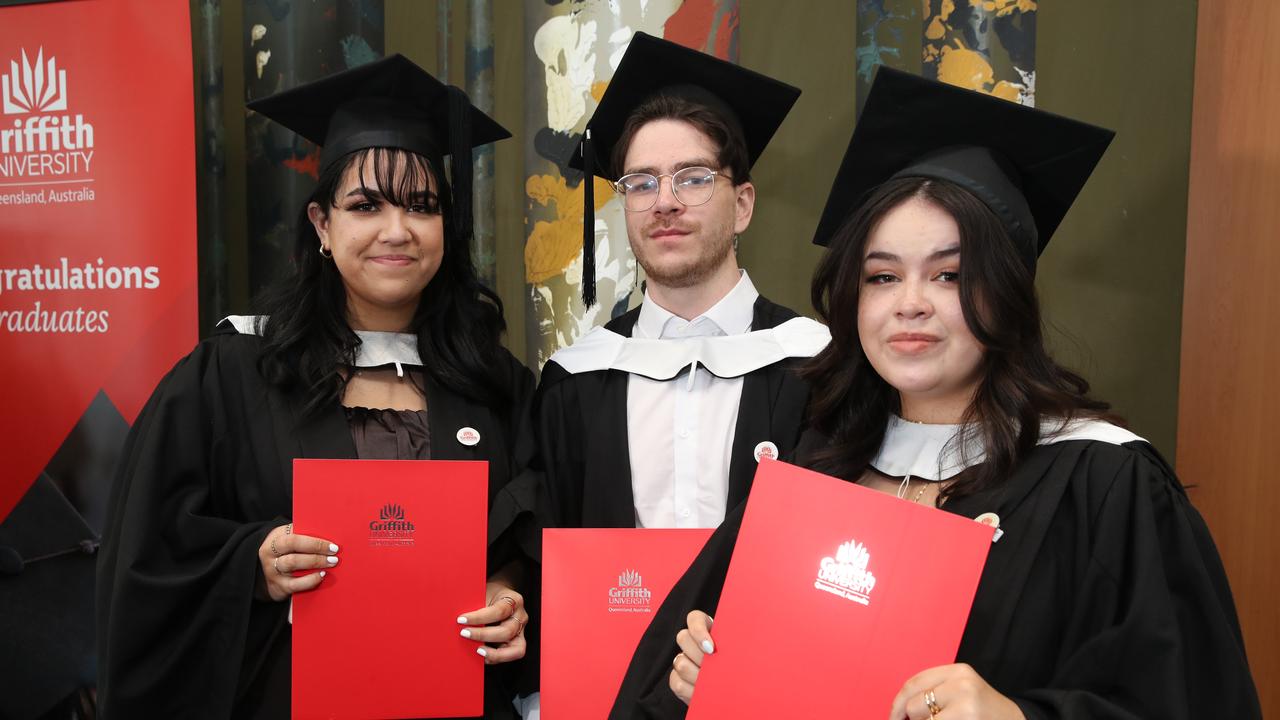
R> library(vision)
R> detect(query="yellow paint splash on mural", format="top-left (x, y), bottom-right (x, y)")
top-left (524, 173), bottom-right (617, 284)
top-left (969, 0), bottom-right (1036, 17)
top-left (990, 80), bottom-right (1022, 102)
top-left (591, 81), bottom-right (609, 102)
top-left (924, 0), bottom-right (956, 40)
top-left (937, 44), bottom-right (995, 92)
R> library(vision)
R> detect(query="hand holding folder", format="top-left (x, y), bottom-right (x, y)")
top-left (685, 461), bottom-right (994, 718)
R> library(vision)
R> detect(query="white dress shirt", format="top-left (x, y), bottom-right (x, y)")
top-left (626, 271), bottom-right (759, 529)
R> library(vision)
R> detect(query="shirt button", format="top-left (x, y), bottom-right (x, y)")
top-left (679, 429), bottom-right (691, 439)
top-left (681, 508), bottom-right (692, 518)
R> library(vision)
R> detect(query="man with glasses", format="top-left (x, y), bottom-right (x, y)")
top-left (531, 32), bottom-right (830, 534)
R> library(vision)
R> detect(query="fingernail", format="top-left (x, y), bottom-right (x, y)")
top-left (460, 628), bottom-right (472, 639)
top-left (319, 570), bottom-right (326, 578)
top-left (457, 616), bottom-right (469, 625)
top-left (701, 639), bottom-right (715, 655)
top-left (329, 543), bottom-right (339, 553)
top-left (476, 647), bottom-right (488, 658)
top-left (326, 556), bottom-right (339, 565)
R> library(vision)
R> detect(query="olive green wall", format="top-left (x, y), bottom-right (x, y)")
top-left (205, 1), bottom-right (1195, 456)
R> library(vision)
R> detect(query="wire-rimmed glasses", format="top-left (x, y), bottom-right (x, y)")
top-left (612, 166), bottom-right (727, 212)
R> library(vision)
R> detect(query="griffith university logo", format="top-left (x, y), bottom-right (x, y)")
top-left (607, 569), bottom-right (653, 613)
top-left (368, 503), bottom-right (416, 547)
top-left (814, 538), bottom-right (877, 606)
top-left (1, 47), bottom-right (95, 181)
top-left (3, 47), bottom-right (66, 113)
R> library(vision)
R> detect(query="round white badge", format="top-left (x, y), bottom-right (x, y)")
top-left (974, 512), bottom-right (1000, 528)
top-left (456, 427), bottom-right (481, 446)
top-left (754, 440), bottom-right (779, 463)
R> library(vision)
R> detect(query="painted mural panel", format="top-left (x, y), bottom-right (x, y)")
top-left (856, 0), bottom-right (920, 110)
top-left (922, 0), bottom-right (1036, 106)
top-left (523, 0), bottom-right (740, 367)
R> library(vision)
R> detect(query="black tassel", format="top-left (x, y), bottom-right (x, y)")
top-left (581, 129), bottom-right (597, 307)
top-left (446, 85), bottom-right (473, 247)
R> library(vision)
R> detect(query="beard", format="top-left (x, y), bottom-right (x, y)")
top-left (631, 216), bottom-right (736, 290)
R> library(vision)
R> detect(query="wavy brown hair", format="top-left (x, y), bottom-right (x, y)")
top-left (802, 176), bottom-right (1116, 502)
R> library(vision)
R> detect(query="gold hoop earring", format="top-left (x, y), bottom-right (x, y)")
top-left (318, 245), bottom-right (332, 259)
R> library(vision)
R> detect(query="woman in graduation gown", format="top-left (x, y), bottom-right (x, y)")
top-left (96, 56), bottom-right (536, 719)
top-left (610, 69), bottom-right (1261, 719)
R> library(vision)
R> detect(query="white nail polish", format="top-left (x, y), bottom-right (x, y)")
top-left (701, 639), bottom-right (715, 655)
top-left (326, 556), bottom-right (339, 565)
top-left (476, 647), bottom-right (488, 657)
top-left (460, 628), bottom-right (472, 639)
top-left (457, 616), bottom-right (469, 625)
top-left (319, 570), bottom-right (326, 578)
top-left (329, 543), bottom-right (340, 553)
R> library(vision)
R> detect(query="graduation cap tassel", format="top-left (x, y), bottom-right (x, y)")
top-left (446, 85), bottom-right (474, 247)
top-left (581, 129), bottom-right (597, 308)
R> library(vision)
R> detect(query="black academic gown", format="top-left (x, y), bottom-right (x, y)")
top-left (95, 326), bottom-right (537, 719)
top-left (609, 431), bottom-right (1262, 719)
top-left (533, 295), bottom-right (813, 531)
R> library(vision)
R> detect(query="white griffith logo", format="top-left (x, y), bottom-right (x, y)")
top-left (607, 569), bottom-right (653, 613)
top-left (3, 48), bottom-right (67, 114)
top-left (814, 539), bottom-right (877, 606)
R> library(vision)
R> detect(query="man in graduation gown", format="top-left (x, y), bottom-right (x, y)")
top-left (534, 32), bottom-right (829, 535)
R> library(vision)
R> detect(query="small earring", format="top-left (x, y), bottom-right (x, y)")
top-left (318, 244), bottom-right (332, 258)
top-left (732, 234), bottom-right (740, 253)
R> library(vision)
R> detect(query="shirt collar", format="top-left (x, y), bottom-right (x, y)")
top-left (635, 270), bottom-right (759, 339)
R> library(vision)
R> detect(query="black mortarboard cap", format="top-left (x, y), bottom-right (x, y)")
top-left (567, 32), bottom-right (801, 305)
top-left (0, 475), bottom-right (99, 717)
top-left (247, 54), bottom-right (511, 246)
top-left (813, 67), bottom-right (1114, 273)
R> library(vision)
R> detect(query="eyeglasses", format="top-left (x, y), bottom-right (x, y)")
top-left (612, 166), bottom-right (727, 212)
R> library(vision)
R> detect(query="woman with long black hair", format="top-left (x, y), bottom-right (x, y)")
top-left (96, 56), bottom-right (535, 719)
top-left (610, 68), bottom-right (1260, 720)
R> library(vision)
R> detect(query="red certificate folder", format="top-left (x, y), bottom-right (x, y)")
top-left (687, 461), bottom-right (994, 718)
top-left (542, 529), bottom-right (713, 720)
top-left (291, 459), bottom-right (488, 720)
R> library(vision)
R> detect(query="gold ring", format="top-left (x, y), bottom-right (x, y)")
top-left (273, 557), bottom-right (286, 576)
top-left (496, 596), bottom-right (518, 611)
top-left (270, 537), bottom-right (280, 557)
top-left (284, 523), bottom-right (292, 535)
top-left (924, 689), bottom-right (942, 717)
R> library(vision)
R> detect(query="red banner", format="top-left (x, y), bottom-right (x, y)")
top-left (0, 0), bottom-right (197, 521)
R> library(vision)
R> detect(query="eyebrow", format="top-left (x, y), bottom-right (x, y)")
top-left (343, 188), bottom-right (432, 202)
top-left (864, 245), bottom-right (961, 263)
top-left (624, 157), bottom-right (719, 176)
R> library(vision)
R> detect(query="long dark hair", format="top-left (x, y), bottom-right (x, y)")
top-left (255, 146), bottom-right (511, 416)
top-left (802, 176), bottom-right (1114, 502)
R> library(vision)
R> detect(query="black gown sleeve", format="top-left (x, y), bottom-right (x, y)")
top-left (1002, 443), bottom-right (1260, 719)
top-left (530, 361), bottom-right (586, 533)
top-left (608, 502), bottom-right (745, 719)
top-left (96, 338), bottom-right (288, 718)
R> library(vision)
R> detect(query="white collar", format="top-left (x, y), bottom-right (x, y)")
top-left (549, 315), bottom-right (830, 380)
top-left (635, 270), bottom-right (758, 339)
top-left (871, 414), bottom-right (1148, 481)
top-left (218, 315), bottom-right (422, 368)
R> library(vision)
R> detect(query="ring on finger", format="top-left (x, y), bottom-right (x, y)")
top-left (284, 523), bottom-right (292, 535)
top-left (495, 596), bottom-right (518, 612)
top-left (270, 537), bottom-right (280, 557)
top-left (924, 689), bottom-right (942, 717)
top-left (273, 557), bottom-right (288, 576)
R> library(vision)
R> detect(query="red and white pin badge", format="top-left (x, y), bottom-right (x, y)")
top-left (456, 426), bottom-right (481, 446)
top-left (975, 512), bottom-right (1003, 542)
top-left (754, 440), bottom-right (779, 463)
